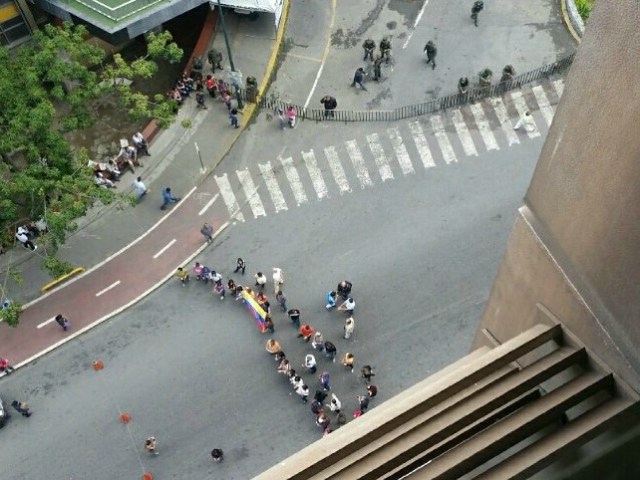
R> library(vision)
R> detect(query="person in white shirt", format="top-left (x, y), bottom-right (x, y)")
top-left (133, 176), bottom-right (148, 201)
top-left (15, 229), bottom-right (36, 251)
top-left (338, 297), bottom-right (356, 315)
top-left (254, 272), bottom-right (267, 290)
top-left (344, 317), bottom-right (355, 339)
top-left (272, 267), bottom-right (284, 294)
top-left (304, 354), bottom-right (317, 374)
top-left (132, 132), bottom-right (150, 156)
top-left (326, 394), bottom-right (342, 413)
top-left (514, 111), bottom-right (535, 132)
top-left (296, 383), bottom-right (309, 403)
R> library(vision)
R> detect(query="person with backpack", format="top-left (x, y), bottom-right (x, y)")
top-left (471, 1), bottom-right (484, 27)
top-left (55, 314), bottom-right (70, 332)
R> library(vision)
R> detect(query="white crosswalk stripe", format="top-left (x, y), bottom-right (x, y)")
top-left (215, 173), bottom-right (245, 222)
top-left (324, 146), bottom-right (351, 194)
top-left (451, 108), bottom-right (478, 157)
top-left (553, 79), bottom-right (564, 97)
top-left (302, 150), bottom-right (329, 200)
top-left (469, 103), bottom-right (499, 151)
top-left (408, 120), bottom-right (436, 168)
top-left (430, 114), bottom-right (457, 164)
top-left (489, 97), bottom-right (520, 146)
top-left (511, 91), bottom-right (540, 139)
top-left (280, 156), bottom-right (308, 206)
top-left (258, 161), bottom-right (288, 213)
top-left (366, 133), bottom-right (394, 182)
top-left (237, 169), bottom-right (266, 218)
top-left (532, 85), bottom-right (554, 127)
top-left (345, 140), bottom-right (373, 188)
top-left (214, 80), bottom-right (563, 221)
top-left (387, 127), bottom-right (414, 175)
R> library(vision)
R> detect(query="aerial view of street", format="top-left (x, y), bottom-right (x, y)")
top-left (0, 0), bottom-right (580, 478)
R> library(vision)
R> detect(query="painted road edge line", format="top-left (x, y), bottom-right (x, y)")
top-left (197, 193), bottom-right (220, 216)
top-left (153, 239), bottom-right (177, 259)
top-left (37, 316), bottom-right (58, 329)
top-left (96, 280), bottom-right (122, 297)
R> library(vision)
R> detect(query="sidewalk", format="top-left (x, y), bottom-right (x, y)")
top-left (0, 7), bottom-right (282, 365)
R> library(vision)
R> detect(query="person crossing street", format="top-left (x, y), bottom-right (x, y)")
top-left (424, 41), bottom-right (437, 70)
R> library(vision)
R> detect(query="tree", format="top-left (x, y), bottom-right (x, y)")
top-left (0, 23), bottom-right (183, 325)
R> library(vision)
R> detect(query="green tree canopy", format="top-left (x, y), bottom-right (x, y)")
top-left (0, 23), bottom-right (183, 321)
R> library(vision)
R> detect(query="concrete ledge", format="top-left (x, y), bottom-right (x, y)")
top-left (562, 0), bottom-right (584, 43)
top-left (40, 267), bottom-right (85, 293)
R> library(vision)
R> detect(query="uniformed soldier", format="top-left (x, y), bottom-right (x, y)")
top-left (373, 56), bottom-right (383, 81)
top-left (362, 39), bottom-right (376, 61)
top-left (479, 68), bottom-right (493, 87)
top-left (500, 64), bottom-right (516, 83)
top-left (471, 1), bottom-right (484, 27)
top-left (207, 48), bottom-right (223, 71)
top-left (379, 36), bottom-right (392, 64)
top-left (423, 41), bottom-right (437, 70)
top-left (458, 77), bottom-right (470, 94)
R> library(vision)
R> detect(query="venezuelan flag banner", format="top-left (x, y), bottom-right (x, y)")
top-left (242, 290), bottom-right (267, 329)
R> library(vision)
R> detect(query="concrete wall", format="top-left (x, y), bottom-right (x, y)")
top-left (474, 0), bottom-right (640, 392)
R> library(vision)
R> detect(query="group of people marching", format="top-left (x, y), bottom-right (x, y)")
top-left (176, 252), bottom-right (379, 437)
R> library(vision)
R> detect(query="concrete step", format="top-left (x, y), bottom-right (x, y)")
top-left (416, 371), bottom-right (614, 479)
top-left (472, 396), bottom-right (639, 480)
top-left (326, 346), bottom-right (586, 480)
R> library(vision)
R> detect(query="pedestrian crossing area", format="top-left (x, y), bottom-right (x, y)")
top-left (215, 79), bottom-right (565, 222)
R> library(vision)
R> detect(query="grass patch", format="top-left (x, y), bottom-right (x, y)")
top-left (575, 0), bottom-right (593, 22)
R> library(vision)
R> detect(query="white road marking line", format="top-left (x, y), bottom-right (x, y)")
top-left (469, 103), bottom-right (500, 151)
top-left (408, 120), bottom-right (436, 168)
top-left (302, 150), bottom-right (329, 199)
top-left (303, 0), bottom-right (337, 108)
top-left (324, 146), bottom-right (351, 194)
top-left (280, 156), bottom-right (308, 206)
top-left (387, 127), bottom-right (415, 175)
top-left (430, 114), bottom-right (457, 164)
top-left (237, 169), bottom-right (266, 218)
top-left (197, 193), bottom-right (219, 216)
top-left (532, 85), bottom-right (555, 127)
top-left (489, 97), bottom-right (520, 146)
top-left (258, 162), bottom-right (288, 213)
top-left (402, 0), bottom-right (430, 49)
top-left (37, 316), bottom-right (57, 329)
top-left (345, 140), bottom-right (373, 188)
top-left (153, 239), bottom-right (176, 259)
top-left (511, 91), bottom-right (540, 138)
top-left (451, 108), bottom-right (478, 156)
top-left (553, 78), bottom-right (564, 97)
top-left (215, 174), bottom-right (245, 222)
top-left (95, 280), bottom-right (122, 297)
top-left (366, 133), bottom-right (394, 182)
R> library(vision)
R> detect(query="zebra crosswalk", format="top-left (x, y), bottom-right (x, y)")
top-left (215, 79), bottom-right (564, 222)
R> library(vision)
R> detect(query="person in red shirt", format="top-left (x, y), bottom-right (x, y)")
top-left (0, 356), bottom-right (15, 374)
top-left (298, 324), bottom-right (314, 342)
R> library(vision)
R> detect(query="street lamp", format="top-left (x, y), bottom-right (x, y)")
top-left (213, 0), bottom-right (244, 110)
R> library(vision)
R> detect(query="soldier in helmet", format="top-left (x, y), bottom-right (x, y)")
top-left (500, 64), bottom-right (516, 83)
top-left (207, 48), bottom-right (224, 71)
top-left (372, 55), bottom-right (383, 81)
top-left (471, 1), bottom-right (484, 27)
top-left (362, 39), bottom-right (376, 61)
top-left (479, 68), bottom-right (493, 87)
top-left (379, 36), bottom-right (392, 64)
top-left (423, 41), bottom-right (437, 70)
top-left (458, 77), bottom-right (470, 94)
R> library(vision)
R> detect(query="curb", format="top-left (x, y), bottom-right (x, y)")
top-left (561, 0), bottom-right (584, 43)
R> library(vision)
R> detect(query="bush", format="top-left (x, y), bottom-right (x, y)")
top-left (575, 0), bottom-right (593, 22)
top-left (43, 256), bottom-right (75, 279)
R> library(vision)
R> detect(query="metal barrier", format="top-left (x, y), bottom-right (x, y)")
top-left (243, 52), bottom-right (575, 123)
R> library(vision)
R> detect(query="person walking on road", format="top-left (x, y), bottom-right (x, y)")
top-left (210, 448), bottom-right (224, 462)
top-left (379, 36), bottom-right (392, 64)
top-left (276, 290), bottom-right (287, 311)
top-left (254, 271), bottom-right (267, 290)
top-left (344, 316), bottom-right (355, 339)
top-left (351, 68), bottom-right (368, 91)
top-left (424, 41), bottom-right (437, 70)
top-left (161, 187), bottom-right (179, 210)
top-left (324, 341), bottom-right (337, 362)
top-left (11, 400), bottom-right (31, 417)
top-left (229, 108), bottom-right (239, 129)
top-left (319, 371), bottom-right (331, 391)
top-left (361, 365), bottom-right (376, 384)
top-left (272, 267), bottom-right (284, 295)
top-left (320, 95), bottom-right (337, 118)
top-left (362, 38), bottom-right (376, 61)
top-left (133, 176), bottom-right (148, 202)
top-left (288, 308), bottom-right (301, 328)
top-left (338, 297), bottom-right (356, 315)
top-left (304, 354), bottom-right (317, 374)
top-left (0, 356), bottom-right (15, 374)
top-left (471, 0), bottom-right (484, 27)
top-left (15, 228), bottom-right (37, 251)
top-left (367, 384), bottom-right (378, 398)
top-left (200, 223), bottom-right (214, 243)
top-left (275, 107), bottom-right (286, 130)
top-left (298, 323), bottom-right (315, 342)
top-left (296, 383), bottom-right (310, 403)
top-left (234, 257), bottom-right (246, 274)
top-left (326, 291), bottom-right (338, 310)
top-left (311, 331), bottom-right (324, 352)
top-left (326, 393), bottom-right (342, 413)
top-left (342, 352), bottom-right (355, 373)
top-left (145, 436), bottom-right (159, 455)
top-left (372, 56), bottom-right (383, 81)
top-left (514, 111), bottom-right (535, 133)
top-left (55, 314), bottom-right (70, 331)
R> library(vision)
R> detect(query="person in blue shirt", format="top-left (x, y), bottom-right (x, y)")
top-left (325, 291), bottom-right (337, 310)
top-left (161, 187), bottom-right (179, 210)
